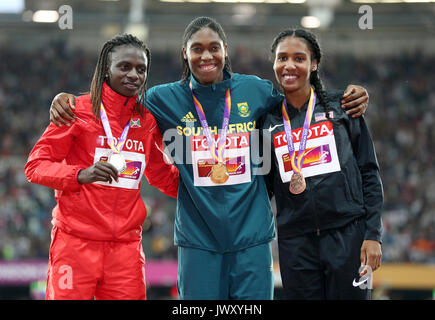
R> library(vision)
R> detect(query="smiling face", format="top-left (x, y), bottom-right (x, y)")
top-left (183, 27), bottom-right (227, 85)
top-left (107, 45), bottom-right (148, 97)
top-left (273, 36), bottom-right (318, 96)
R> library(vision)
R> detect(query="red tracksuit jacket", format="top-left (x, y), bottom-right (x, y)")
top-left (25, 83), bottom-right (178, 241)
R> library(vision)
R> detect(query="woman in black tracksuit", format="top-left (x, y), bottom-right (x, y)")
top-left (260, 29), bottom-right (383, 299)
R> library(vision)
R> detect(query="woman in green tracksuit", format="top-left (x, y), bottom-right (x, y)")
top-left (260, 29), bottom-right (383, 299)
top-left (49, 18), bottom-right (369, 300)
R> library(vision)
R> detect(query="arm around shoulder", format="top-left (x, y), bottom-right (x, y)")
top-left (50, 92), bottom-right (77, 126)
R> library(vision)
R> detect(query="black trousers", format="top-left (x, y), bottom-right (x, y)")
top-left (278, 218), bottom-right (371, 300)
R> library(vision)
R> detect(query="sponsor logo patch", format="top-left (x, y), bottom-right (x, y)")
top-left (273, 121), bottom-right (341, 182)
top-left (181, 112), bottom-right (197, 122)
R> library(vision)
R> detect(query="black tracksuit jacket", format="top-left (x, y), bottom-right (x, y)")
top-left (260, 90), bottom-right (383, 242)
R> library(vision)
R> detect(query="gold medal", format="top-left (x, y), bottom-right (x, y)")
top-left (210, 162), bottom-right (229, 184)
top-left (289, 172), bottom-right (306, 194)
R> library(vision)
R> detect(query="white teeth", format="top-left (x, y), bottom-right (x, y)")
top-left (200, 65), bottom-right (215, 71)
top-left (283, 74), bottom-right (297, 80)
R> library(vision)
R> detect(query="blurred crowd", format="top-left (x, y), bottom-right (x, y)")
top-left (0, 40), bottom-right (433, 264)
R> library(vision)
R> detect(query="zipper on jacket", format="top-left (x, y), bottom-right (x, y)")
top-left (304, 107), bottom-right (321, 237)
top-left (308, 182), bottom-right (321, 236)
top-left (112, 188), bottom-right (121, 240)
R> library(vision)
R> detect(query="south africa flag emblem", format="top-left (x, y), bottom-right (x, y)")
top-left (237, 102), bottom-right (250, 117)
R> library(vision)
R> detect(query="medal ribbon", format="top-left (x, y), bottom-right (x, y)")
top-left (100, 103), bottom-right (131, 154)
top-left (281, 87), bottom-right (316, 174)
top-left (189, 81), bottom-right (231, 163)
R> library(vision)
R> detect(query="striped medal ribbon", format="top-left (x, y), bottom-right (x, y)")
top-left (100, 103), bottom-right (131, 173)
top-left (281, 87), bottom-right (316, 194)
top-left (189, 81), bottom-right (231, 184)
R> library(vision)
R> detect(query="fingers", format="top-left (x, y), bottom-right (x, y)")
top-left (349, 104), bottom-right (367, 118)
top-left (67, 94), bottom-right (76, 110)
top-left (50, 106), bottom-right (72, 127)
top-left (360, 246), bottom-right (382, 276)
top-left (372, 249), bottom-right (382, 272)
top-left (105, 163), bottom-right (119, 183)
top-left (342, 99), bottom-right (368, 118)
top-left (50, 93), bottom-right (76, 126)
top-left (341, 93), bottom-right (368, 108)
top-left (342, 85), bottom-right (367, 102)
top-left (365, 255), bottom-right (375, 276)
top-left (360, 249), bottom-right (367, 276)
top-left (57, 96), bottom-right (76, 120)
top-left (342, 86), bottom-right (355, 99)
top-left (50, 110), bottom-right (61, 127)
top-left (365, 254), bottom-right (381, 274)
top-left (341, 85), bottom-right (369, 118)
top-left (94, 162), bottom-right (119, 183)
top-left (79, 162), bottom-right (119, 184)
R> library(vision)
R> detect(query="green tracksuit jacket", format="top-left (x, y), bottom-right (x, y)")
top-left (147, 71), bottom-right (282, 253)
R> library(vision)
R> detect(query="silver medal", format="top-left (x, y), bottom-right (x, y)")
top-left (108, 153), bottom-right (126, 173)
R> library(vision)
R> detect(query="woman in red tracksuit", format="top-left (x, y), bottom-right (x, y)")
top-left (24, 34), bottom-right (178, 300)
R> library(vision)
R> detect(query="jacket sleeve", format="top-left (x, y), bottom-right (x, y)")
top-left (144, 112), bottom-right (179, 198)
top-left (24, 122), bottom-right (84, 192)
top-left (257, 77), bottom-right (283, 116)
top-left (349, 116), bottom-right (384, 243)
top-left (257, 115), bottom-right (275, 199)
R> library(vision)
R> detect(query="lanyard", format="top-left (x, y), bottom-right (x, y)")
top-left (100, 103), bottom-right (131, 154)
top-left (281, 87), bottom-right (316, 173)
top-left (189, 81), bottom-right (232, 163)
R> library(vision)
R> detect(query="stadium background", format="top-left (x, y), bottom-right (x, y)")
top-left (0, 0), bottom-right (434, 300)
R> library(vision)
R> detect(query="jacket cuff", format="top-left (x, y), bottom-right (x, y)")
top-left (364, 231), bottom-right (382, 244)
top-left (70, 166), bottom-right (85, 191)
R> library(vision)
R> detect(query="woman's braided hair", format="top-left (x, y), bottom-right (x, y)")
top-left (90, 33), bottom-right (151, 119)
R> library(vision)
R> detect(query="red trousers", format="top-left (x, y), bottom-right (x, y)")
top-left (46, 226), bottom-right (146, 300)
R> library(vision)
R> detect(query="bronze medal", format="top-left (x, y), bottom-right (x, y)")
top-left (210, 162), bottom-right (229, 184)
top-left (289, 172), bottom-right (306, 194)
top-left (282, 89), bottom-right (316, 196)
